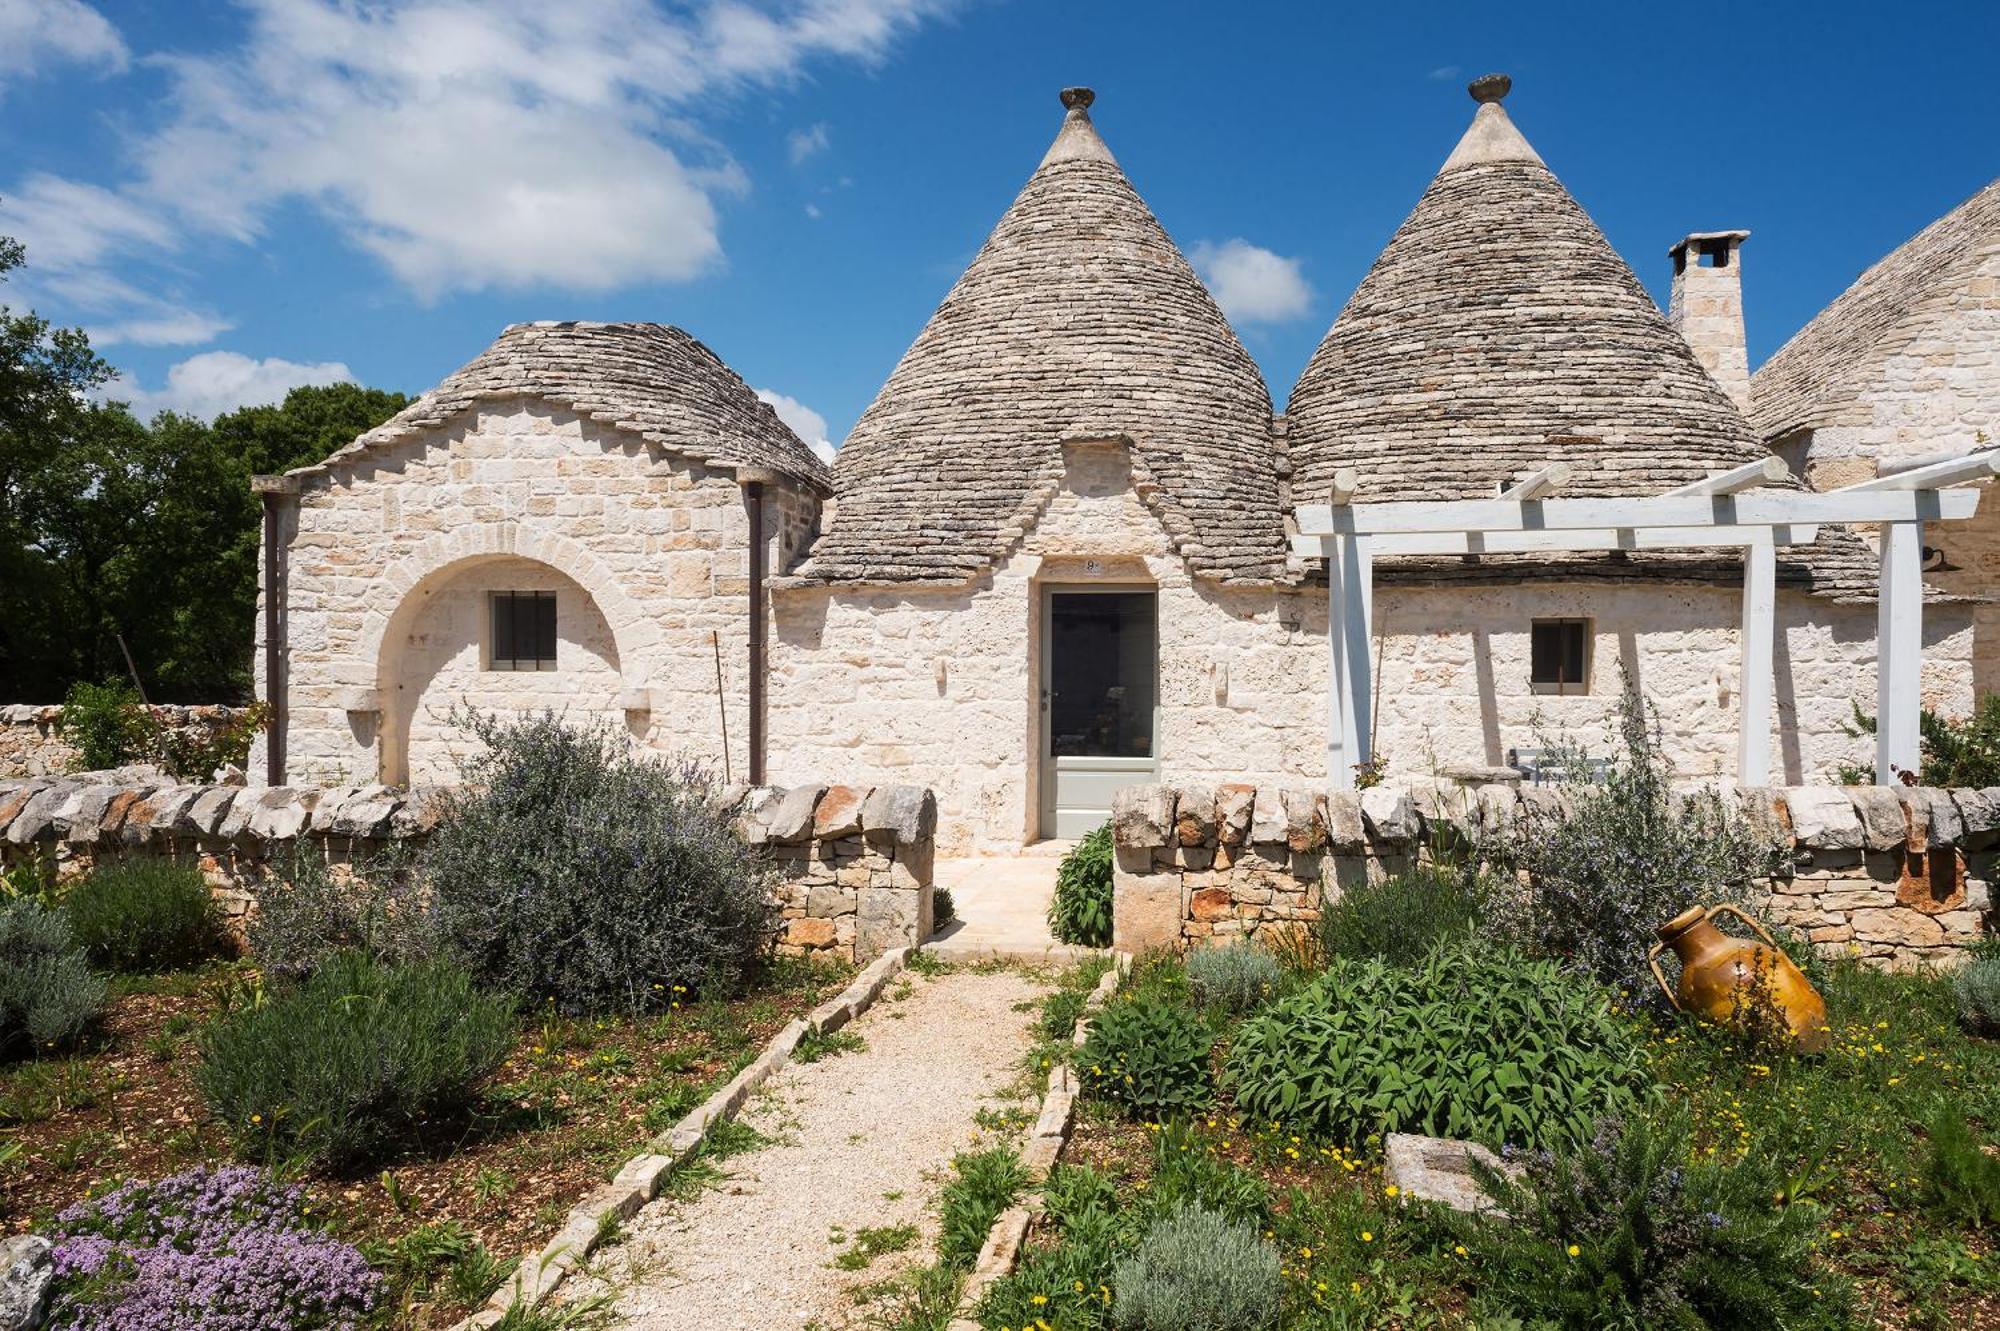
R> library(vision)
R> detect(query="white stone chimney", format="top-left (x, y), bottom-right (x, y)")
top-left (1668, 230), bottom-right (1752, 413)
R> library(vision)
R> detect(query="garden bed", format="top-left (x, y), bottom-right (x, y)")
top-left (981, 952), bottom-right (2000, 1331)
top-left (1, 955), bottom-right (845, 1327)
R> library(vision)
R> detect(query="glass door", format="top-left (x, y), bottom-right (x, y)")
top-left (1039, 589), bottom-right (1159, 840)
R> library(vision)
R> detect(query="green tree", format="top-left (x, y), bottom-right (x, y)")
top-left (0, 230), bottom-right (409, 701)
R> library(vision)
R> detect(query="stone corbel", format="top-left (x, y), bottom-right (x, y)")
top-left (333, 686), bottom-right (381, 720)
top-left (618, 687), bottom-right (657, 718)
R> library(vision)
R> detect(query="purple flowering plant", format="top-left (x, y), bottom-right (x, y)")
top-left (46, 1165), bottom-right (380, 1331)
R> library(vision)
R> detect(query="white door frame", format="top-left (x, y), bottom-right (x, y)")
top-left (1036, 583), bottom-right (1161, 841)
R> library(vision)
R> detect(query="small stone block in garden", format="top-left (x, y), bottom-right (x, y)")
top-left (0, 1235), bottom-right (52, 1331)
top-left (1382, 1133), bottom-right (1522, 1217)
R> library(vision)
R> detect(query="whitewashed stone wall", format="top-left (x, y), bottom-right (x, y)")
top-left (770, 440), bottom-right (1973, 851)
top-left (258, 398), bottom-right (820, 787)
top-left (1774, 242), bottom-right (2000, 690)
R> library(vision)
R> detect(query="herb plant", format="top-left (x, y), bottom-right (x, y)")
top-left (1050, 821), bottom-right (1114, 946)
top-left (1079, 994), bottom-right (1214, 1118)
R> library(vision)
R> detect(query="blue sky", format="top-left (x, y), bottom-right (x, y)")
top-left (1, 0), bottom-right (1993, 455)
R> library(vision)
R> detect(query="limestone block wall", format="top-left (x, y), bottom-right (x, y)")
top-left (770, 434), bottom-right (1970, 850)
top-left (1109, 781), bottom-right (1993, 969)
top-left (1776, 242), bottom-right (2000, 690)
top-left (0, 705), bottom-right (256, 780)
top-left (0, 775), bottom-right (935, 964)
top-left (260, 397), bottom-right (821, 788)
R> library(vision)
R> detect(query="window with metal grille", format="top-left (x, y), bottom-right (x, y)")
top-left (1530, 618), bottom-right (1590, 695)
top-left (490, 591), bottom-right (558, 671)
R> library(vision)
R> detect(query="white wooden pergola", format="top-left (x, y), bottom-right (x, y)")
top-left (1292, 449), bottom-right (2000, 790)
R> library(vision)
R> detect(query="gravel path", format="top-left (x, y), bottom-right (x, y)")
top-left (573, 967), bottom-right (1045, 1330)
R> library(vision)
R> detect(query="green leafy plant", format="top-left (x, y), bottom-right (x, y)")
top-left (1843, 694), bottom-right (2000, 787)
top-left (1951, 954), bottom-right (2000, 1037)
top-left (1227, 944), bottom-right (1649, 1151)
top-left (1923, 1112), bottom-right (2000, 1228)
top-left (195, 950), bottom-right (515, 1172)
top-left (0, 897), bottom-right (104, 1053)
top-left (1314, 861), bottom-right (1488, 968)
top-left (978, 1164), bottom-right (1127, 1331)
top-left (1050, 822), bottom-right (1114, 947)
top-left (1078, 994), bottom-right (1214, 1118)
top-left (1184, 944), bottom-right (1281, 1014)
top-left (425, 711), bottom-right (776, 1015)
top-left (1112, 1205), bottom-right (1280, 1331)
top-left (937, 1146), bottom-right (1032, 1271)
top-left (58, 679), bottom-right (150, 771)
top-left (1465, 1109), bottom-right (1843, 1331)
top-left (63, 861), bottom-right (228, 973)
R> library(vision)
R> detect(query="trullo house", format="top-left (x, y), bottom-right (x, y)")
top-left (252, 78), bottom-right (1985, 853)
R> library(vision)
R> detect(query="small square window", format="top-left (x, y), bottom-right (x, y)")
top-left (491, 591), bottom-right (558, 671)
top-left (1530, 619), bottom-right (1590, 695)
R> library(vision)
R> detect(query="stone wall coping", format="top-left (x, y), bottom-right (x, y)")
top-left (0, 776), bottom-right (938, 851)
top-left (1108, 780), bottom-right (2000, 858)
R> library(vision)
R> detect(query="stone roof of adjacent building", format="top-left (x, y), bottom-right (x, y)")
top-left (1284, 75), bottom-right (1880, 602)
top-left (291, 321), bottom-right (832, 492)
top-left (1751, 176), bottom-right (2000, 441)
top-left (790, 88), bottom-right (1288, 586)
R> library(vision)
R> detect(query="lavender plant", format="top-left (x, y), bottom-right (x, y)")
top-left (45, 1165), bottom-right (380, 1330)
top-left (423, 711), bottom-right (775, 1015)
top-left (0, 897), bottom-right (104, 1052)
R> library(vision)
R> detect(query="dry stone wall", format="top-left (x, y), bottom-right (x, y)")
top-left (1110, 781), bottom-right (1994, 969)
top-left (0, 705), bottom-right (252, 780)
top-left (0, 776), bottom-right (934, 964)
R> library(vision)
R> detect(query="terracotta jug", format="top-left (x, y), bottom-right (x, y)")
top-left (1648, 905), bottom-right (1830, 1053)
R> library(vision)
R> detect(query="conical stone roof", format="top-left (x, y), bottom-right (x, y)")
top-left (1752, 175), bottom-right (2000, 442)
top-left (295, 321), bottom-right (831, 492)
top-left (794, 88), bottom-right (1288, 585)
top-left (1286, 75), bottom-right (1876, 600)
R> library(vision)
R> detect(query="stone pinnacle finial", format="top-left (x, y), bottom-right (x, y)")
top-left (1060, 86), bottom-right (1095, 111)
top-left (1468, 73), bottom-right (1511, 104)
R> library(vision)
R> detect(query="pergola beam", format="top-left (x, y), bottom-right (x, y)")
top-left (1498, 461), bottom-right (1573, 501)
top-left (1662, 456), bottom-right (1788, 498)
top-left (1290, 523), bottom-right (1818, 559)
top-left (1297, 487), bottom-right (1977, 537)
top-left (1843, 447), bottom-right (2000, 493)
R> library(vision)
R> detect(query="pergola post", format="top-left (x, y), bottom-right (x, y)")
top-left (1876, 519), bottom-right (1924, 782)
top-left (1326, 535), bottom-right (1375, 790)
top-left (1737, 535), bottom-right (1775, 786)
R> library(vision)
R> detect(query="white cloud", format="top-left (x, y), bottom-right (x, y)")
top-left (756, 387), bottom-right (837, 463)
top-left (788, 121), bottom-right (831, 164)
top-left (106, 350), bottom-right (352, 420)
top-left (0, 174), bottom-right (229, 346)
top-left (0, 0), bottom-right (126, 90)
top-left (1189, 239), bottom-right (1314, 326)
top-left (804, 202), bottom-right (823, 220)
top-left (1428, 64), bottom-right (1461, 81)
top-left (6, 0), bottom-right (950, 319)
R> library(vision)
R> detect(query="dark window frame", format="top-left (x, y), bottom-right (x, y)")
top-left (1529, 618), bottom-right (1591, 696)
top-left (490, 590), bottom-right (559, 672)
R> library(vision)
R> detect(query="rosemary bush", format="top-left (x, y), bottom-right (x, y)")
top-left (64, 861), bottom-right (227, 973)
top-left (424, 711), bottom-right (775, 1015)
top-left (248, 843), bottom-right (437, 982)
top-left (1313, 861), bottom-right (1488, 968)
top-left (1466, 1110), bottom-right (1842, 1330)
top-left (1490, 686), bottom-right (1778, 994)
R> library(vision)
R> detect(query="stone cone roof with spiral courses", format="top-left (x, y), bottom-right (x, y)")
top-left (1285, 75), bottom-right (1880, 602)
top-left (290, 321), bottom-right (832, 493)
top-left (1752, 175), bottom-right (2000, 442)
top-left (788, 88), bottom-right (1289, 587)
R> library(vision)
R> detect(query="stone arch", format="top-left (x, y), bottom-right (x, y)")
top-left (361, 524), bottom-right (659, 783)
